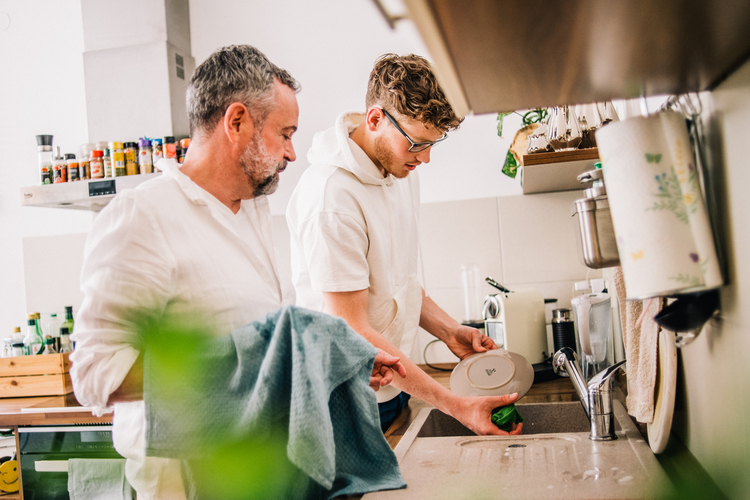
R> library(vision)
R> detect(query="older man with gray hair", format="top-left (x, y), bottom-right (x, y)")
top-left (70, 45), bottom-right (403, 499)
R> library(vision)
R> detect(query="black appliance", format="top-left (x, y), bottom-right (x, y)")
top-left (19, 425), bottom-right (126, 500)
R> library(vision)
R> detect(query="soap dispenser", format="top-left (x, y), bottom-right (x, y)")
top-left (571, 279), bottom-right (614, 381)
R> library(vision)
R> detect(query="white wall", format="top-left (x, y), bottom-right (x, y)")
top-left (188, 0), bottom-right (522, 215)
top-left (671, 59), bottom-right (750, 499)
top-left (0, 0), bottom-right (92, 336)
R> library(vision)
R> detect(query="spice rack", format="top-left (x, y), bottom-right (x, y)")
top-left (520, 148), bottom-right (600, 194)
top-left (20, 173), bottom-right (161, 211)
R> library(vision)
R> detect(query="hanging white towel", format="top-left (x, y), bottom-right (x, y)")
top-left (68, 458), bottom-right (133, 500)
top-left (596, 111), bottom-right (722, 299)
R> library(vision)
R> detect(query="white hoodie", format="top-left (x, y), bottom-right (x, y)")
top-left (286, 112), bottom-right (422, 402)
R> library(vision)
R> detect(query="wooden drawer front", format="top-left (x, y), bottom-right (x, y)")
top-left (0, 353), bottom-right (70, 377)
top-left (0, 373), bottom-right (73, 398)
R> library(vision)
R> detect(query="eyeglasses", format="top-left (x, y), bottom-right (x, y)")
top-left (380, 108), bottom-right (448, 153)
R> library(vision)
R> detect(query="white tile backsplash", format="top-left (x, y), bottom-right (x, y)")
top-left (497, 191), bottom-right (594, 285)
top-left (418, 197), bottom-right (503, 292)
top-left (415, 194), bottom-right (605, 363)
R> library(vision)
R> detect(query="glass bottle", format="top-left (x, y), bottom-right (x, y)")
top-left (34, 312), bottom-right (45, 343)
top-left (61, 306), bottom-right (75, 336)
top-left (23, 316), bottom-right (43, 355)
top-left (42, 337), bottom-right (57, 354)
top-left (60, 327), bottom-right (72, 354)
top-left (546, 105), bottom-right (582, 151)
top-left (46, 313), bottom-right (61, 352)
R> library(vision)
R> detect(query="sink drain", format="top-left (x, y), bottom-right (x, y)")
top-left (508, 444), bottom-right (526, 448)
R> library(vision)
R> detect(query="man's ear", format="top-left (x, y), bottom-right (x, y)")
top-left (223, 102), bottom-right (255, 143)
top-left (364, 106), bottom-right (386, 132)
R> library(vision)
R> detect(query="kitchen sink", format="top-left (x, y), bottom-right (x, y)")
top-left (363, 401), bottom-right (671, 499)
top-left (417, 402), bottom-right (616, 437)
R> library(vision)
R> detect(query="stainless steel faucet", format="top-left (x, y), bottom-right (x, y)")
top-left (552, 347), bottom-right (626, 441)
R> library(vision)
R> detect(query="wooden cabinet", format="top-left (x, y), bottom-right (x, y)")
top-left (404, 0), bottom-right (750, 115)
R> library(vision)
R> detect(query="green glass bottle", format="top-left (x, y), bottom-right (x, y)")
top-left (61, 306), bottom-right (75, 337)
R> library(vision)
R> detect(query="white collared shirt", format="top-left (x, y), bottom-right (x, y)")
top-left (70, 159), bottom-right (293, 497)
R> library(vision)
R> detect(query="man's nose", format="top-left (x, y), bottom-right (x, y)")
top-left (286, 141), bottom-right (297, 162)
top-left (415, 147), bottom-right (431, 164)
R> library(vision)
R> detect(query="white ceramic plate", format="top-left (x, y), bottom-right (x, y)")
top-left (450, 349), bottom-right (534, 399)
top-left (647, 329), bottom-right (678, 454)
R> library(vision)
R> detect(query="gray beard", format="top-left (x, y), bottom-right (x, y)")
top-left (240, 132), bottom-right (286, 197)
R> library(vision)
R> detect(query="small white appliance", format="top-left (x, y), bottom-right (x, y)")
top-left (482, 288), bottom-right (547, 364)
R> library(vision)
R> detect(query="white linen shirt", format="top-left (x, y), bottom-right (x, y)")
top-left (70, 159), bottom-right (293, 499)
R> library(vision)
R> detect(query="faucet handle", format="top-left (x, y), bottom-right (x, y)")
top-left (588, 360), bottom-right (626, 390)
top-left (552, 347), bottom-right (578, 376)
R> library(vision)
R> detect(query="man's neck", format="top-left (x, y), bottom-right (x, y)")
top-left (179, 136), bottom-right (250, 214)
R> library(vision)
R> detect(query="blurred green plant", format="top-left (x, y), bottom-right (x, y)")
top-left (133, 310), bottom-right (303, 500)
top-left (497, 109), bottom-right (548, 179)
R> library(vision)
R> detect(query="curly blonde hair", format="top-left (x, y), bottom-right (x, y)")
top-left (365, 54), bottom-right (463, 133)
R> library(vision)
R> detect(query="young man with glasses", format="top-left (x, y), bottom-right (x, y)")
top-left (286, 54), bottom-right (523, 436)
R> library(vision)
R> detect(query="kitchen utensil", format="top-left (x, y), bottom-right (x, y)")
top-left (647, 329), bottom-right (677, 453)
top-left (482, 289), bottom-right (547, 364)
top-left (571, 166), bottom-right (620, 269)
top-left (575, 103), bottom-right (602, 148)
top-left (653, 289), bottom-right (720, 346)
top-left (547, 105), bottom-right (582, 151)
top-left (450, 349), bottom-right (534, 399)
top-left (597, 100), bottom-right (620, 125)
top-left (485, 276), bottom-right (511, 293)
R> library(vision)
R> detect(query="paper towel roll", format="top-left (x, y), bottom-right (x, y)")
top-left (596, 111), bottom-right (722, 299)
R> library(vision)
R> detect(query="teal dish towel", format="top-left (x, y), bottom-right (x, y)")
top-left (144, 305), bottom-right (406, 499)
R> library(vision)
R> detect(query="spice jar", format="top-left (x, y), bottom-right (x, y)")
top-left (51, 146), bottom-right (66, 183)
top-left (79, 145), bottom-right (92, 180)
top-left (65, 154), bottom-right (78, 182)
top-left (124, 142), bottom-right (138, 175)
top-left (113, 151), bottom-right (126, 177)
top-left (138, 138), bottom-right (153, 174)
top-left (163, 136), bottom-right (177, 160)
top-left (151, 138), bottom-right (163, 171)
top-left (179, 138), bottom-right (190, 163)
top-left (103, 149), bottom-right (113, 177)
top-left (37, 135), bottom-right (54, 185)
top-left (90, 150), bottom-right (104, 178)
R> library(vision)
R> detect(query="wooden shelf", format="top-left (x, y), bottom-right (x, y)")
top-left (520, 148), bottom-right (599, 194)
top-left (405, 0), bottom-right (750, 115)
